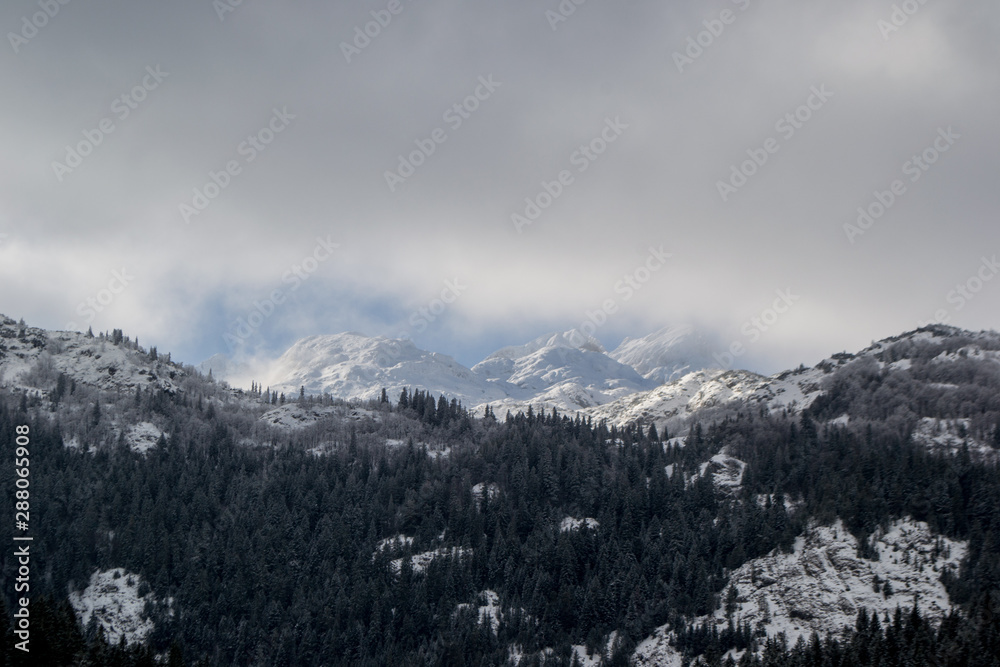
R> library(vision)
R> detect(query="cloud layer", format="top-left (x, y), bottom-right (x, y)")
top-left (1, 0), bottom-right (997, 372)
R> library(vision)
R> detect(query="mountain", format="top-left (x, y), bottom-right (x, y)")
top-left (471, 331), bottom-right (657, 411)
top-left (260, 330), bottom-right (657, 413)
top-left (3, 313), bottom-right (1000, 665)
top-left (587, 364), bottom-right (826, 433)
top-left (609, 324), bottom-right (719, 384)
top-left (0, 315), bottom-right (190, 395)
top-left (264, 332), bottom-right (510, 404)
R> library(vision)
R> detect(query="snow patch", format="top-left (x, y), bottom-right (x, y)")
top-left (471, 482), bottom-right (500, 502)
top-left (455, 590), bottom-right (503, 633)
top-left (69, 568), bottom-right (168, 645)
top-left (124, 422), bottom-right (164, 454)
top-left (635, 517), bottom-right (966, 664)
top-left (390, 547), bottom-right (472, 574)
top-left (912, 417), bottom-right (998, 461)
top-left (560, 516), bottom-right (599, 532)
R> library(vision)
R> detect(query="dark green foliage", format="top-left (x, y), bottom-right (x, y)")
top-left (0, 342), bottom-right (999, 665)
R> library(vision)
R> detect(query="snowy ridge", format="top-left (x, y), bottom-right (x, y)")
top-left (633, 517), bottom-right (966, 665)
top-left (0, 319), bottom-right (188, 395)
top-left (265, 333), bottom-right (508, 404)
top-left (609, 324), bottom-right (719, 385)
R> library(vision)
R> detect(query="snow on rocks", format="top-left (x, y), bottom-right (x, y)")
top-left (683, 451), bottom-right (746, 492)
top-left (259, 403), bottom-right (376, 429)
top-left (912, 417), bottom-right (998, 462)
top-left (560, 517), bottom-right (599, 532)
top-left (634, 517), bottom-right (966, 664)
top-left (374, 534), bottom-right (414, 554)
top-left (124, 422), bottom-right (165, 454)
top-left (389, 547), bottom-right (472, 575)
top-left (0, 325), bottom-right (184, 395)
top-left (471, 482), bottom-right (500, 502)
top-left (69, 568), bottom-right (169, 645)
top-left (700, 453), bottom-right (746, 491)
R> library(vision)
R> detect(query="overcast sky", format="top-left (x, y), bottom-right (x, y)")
top-left (1, 0), bottom-right (997, 374)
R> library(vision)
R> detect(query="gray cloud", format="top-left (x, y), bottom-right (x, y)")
top-left (1, 0), bottom-right (997, 371)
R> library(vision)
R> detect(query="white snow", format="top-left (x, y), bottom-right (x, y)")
top-left (390, 547), bottom-right (472, 574)
top-left (560, 516), bottom-right (599, 532)
top-left (456, 590), bottom-right (503, 632)
top-left (259, 403), bottom-right (376, 429)
top-left (609, 324), bottom-right (719, 385)
top-left (0, 326), bottom-right (185, 395)
top-left (912, 417), bottom-right (998, 461)
top-left (69, 568), bottom-right (167, 645)
top-left (634, 517), bottom-right (966, 665)
top-left (265, 332), bottom-right (510, 404)
top-left (124, 422), bottom-right (165, 454)
top-left (685, 452), bottom-right (746, 492)
top-left (471, 482), bottom-right (500, 502)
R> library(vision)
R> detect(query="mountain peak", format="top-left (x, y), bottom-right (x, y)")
top-left (610, 324), bottom-right (718, 384)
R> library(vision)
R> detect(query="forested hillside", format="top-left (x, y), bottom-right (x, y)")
top-left (1, 320), bottom-right (999, 665)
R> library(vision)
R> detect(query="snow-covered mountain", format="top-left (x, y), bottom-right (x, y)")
top-left (471, 331), bottom-right (657, 411)
top-left (259, 330), bottom-right (657, 413)
top-left (634, 517), bottom-right (968, 666)
top-left (587, 364), bottom-right (826, 433)
top-left (609, 324), bottom-right (719, 384)
top-left (209, 324), bottom-right (1000, 437)
top-left (590, 325), bottom-right (1000, 445)
top-left (264, 333), bottom-right (510, 404)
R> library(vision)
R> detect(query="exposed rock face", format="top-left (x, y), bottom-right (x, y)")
top-left (634, 517), bottom-right (966, 666)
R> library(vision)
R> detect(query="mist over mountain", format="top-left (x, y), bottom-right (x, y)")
top-left (2, 313), bottom-right (1000, 666)
top-left (609, 325), bottom-right (724, 385)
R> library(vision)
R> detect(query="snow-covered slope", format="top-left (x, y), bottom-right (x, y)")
top-left (0, 316), bottom-right (188, 395)
top-left (472, 331), bottom-right (657, 411)
top-left (634, 518), bottom-right (967, 666)
top-left (586, 365), bottom-right (826, 431)
top-left (263, 330), bottom-right (657, 414)
top-left (265, 333), bottom-right (511, 405)
top-left (610, 324), bottom-right (719, 384)
top-left (69, 568), bottom-right (173, 646)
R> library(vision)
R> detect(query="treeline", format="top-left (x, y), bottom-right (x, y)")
top-left (0, 327), bottom-right (999, 664)
top-left (680, 600), bottom-right (1000, 667)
